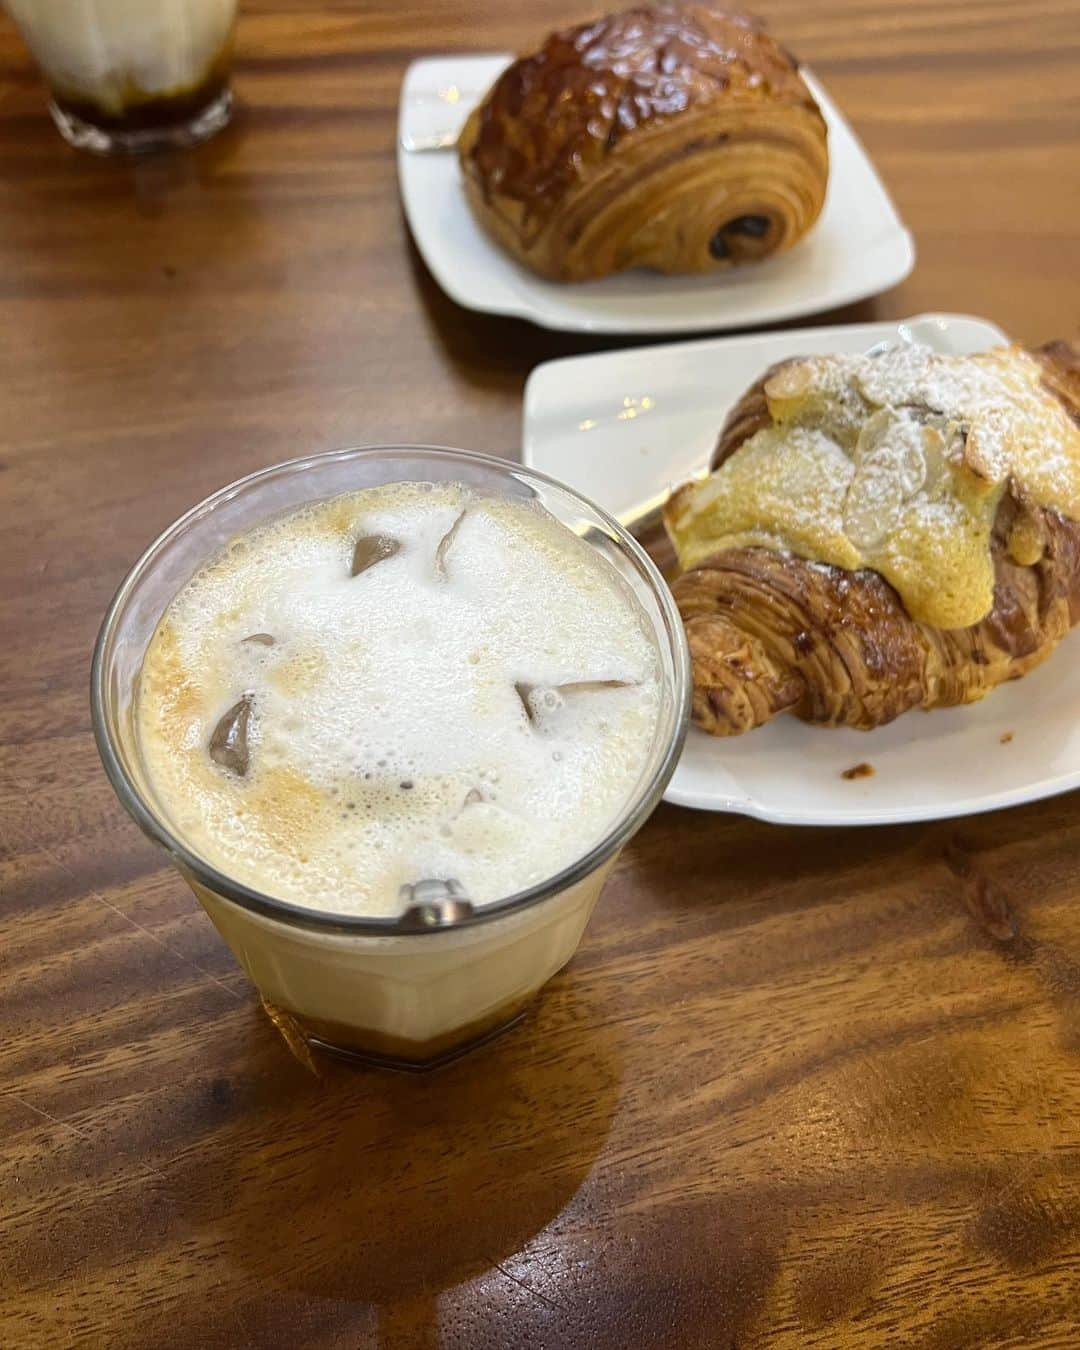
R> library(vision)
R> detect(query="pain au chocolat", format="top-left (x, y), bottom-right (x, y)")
top-left (664, 341), bottom-right (1080, 736)
top-left (457, 3), bottom-right (829, 282)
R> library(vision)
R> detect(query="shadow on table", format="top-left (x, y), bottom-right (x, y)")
top-left (400, 220), bottom-right (890, 392)
top-left (172, 970), bottom-right (622, 1343)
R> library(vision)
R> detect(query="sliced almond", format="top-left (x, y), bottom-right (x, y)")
top-left (764, 361), bottom-right (813, 409)
top-left (843, 409), bottom-right (932, 551)
top-left (960, 423), bottom-right (1006, 489)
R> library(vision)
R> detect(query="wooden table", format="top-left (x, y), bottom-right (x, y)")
top-left (2, 2), bottom-right (1079, 1346)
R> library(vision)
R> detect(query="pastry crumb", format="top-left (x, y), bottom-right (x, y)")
top-left (1000, 731), bottom-right (1014, 744)
top-left (841, 762), bottom-right (875, 780)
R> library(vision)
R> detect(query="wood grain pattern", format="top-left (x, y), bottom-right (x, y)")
top-left (2, 2), bottom-right (1079, 1346)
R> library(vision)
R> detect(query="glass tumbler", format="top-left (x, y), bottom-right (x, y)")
top-left (92, 446), bottom-right (691, 1068)
top-left (5, 0), bottom-right (237, 154)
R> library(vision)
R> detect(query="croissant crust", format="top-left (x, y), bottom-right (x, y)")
top-left (671, 342), bottom-right (1080, 736)
top-left (458, 3), bottom-right (828, 281)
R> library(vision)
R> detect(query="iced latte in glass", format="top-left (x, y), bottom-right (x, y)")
top-left (93, 448), bottom-right (689, 1067)
top-left (6, 0), bottom-right (237, 153)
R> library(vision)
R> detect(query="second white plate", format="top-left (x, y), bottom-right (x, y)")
top-left (519, 313), bottom-right (1080, 825)
top-left (399, 55), bottom-right (914, 335)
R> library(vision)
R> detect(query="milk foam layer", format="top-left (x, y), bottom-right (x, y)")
top-left (7, 0), bottom-right (235, 109)
top-left (137, 483), bottom-right (662, 917)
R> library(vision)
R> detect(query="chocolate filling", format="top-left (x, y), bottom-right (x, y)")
top-left (708, 231), bottom-right (731, 261)
top-left (726, 214), bottom-right (771, 238)
top-left (710, 214), bottom-right (772, 261)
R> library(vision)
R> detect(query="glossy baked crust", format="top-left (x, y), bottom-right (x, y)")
top-left (665, 343), bottom-right (1080, 736)
top-left (457, 3), bottom-right (829, 281)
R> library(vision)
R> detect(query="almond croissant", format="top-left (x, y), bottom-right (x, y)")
top-left (665, 341), bottom-right (1080, 736)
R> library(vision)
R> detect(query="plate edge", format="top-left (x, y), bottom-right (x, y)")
top-left (521, 311), bottom-right (1009, 455)
top-left (663, 771), bottom-right (1080, 824)
top-left (399, 56), bottom-right (920, 335)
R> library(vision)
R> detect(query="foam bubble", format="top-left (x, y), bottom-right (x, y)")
top-left (137, 482), bottom-right (662, 916)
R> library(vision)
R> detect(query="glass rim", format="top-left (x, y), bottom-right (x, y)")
top-left (91, 444), bottom-right (691, 938)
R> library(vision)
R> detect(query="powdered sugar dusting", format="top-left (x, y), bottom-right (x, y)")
top-left (669, 344), bottom-right (1080, 629)
top-left (845, 345), bottom-right (1080, 512)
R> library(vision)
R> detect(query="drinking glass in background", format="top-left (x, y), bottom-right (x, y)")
top-left (4, 0), bottom-right (238, 154)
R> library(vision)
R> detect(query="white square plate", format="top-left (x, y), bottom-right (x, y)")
top-left (522, 313), bottom-right (1080, 825)
top-left (398, 55), bottom-right (915, 335)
